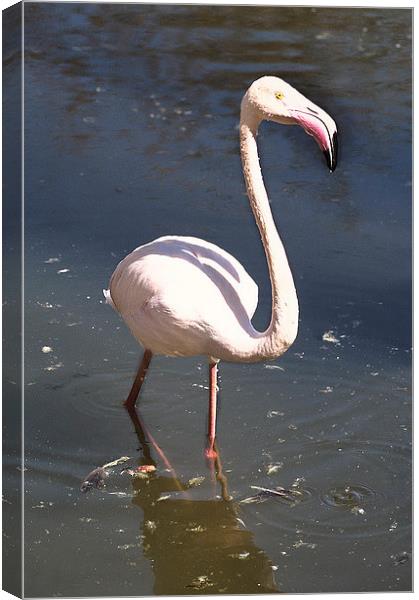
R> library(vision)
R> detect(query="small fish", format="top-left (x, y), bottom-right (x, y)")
top-left (80, 467), bottom-right (108, 493)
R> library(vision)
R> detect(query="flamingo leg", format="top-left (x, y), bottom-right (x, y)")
top-left (124, 358), bottom-right (190, 497)
top-left (123, 349), bottom-right (152, 410)
top-left (205, 360), bottom-right (219, 460)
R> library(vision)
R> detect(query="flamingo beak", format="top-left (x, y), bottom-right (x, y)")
top-left (290, 109), bottom-right (338, 172)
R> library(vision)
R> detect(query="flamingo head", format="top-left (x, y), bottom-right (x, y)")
top-left (242, 75), bottom-right (338, 172)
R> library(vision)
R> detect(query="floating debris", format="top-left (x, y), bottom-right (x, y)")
top-left (80, 467), bottom-right (108, 493)
top-left (251, 484), bottom-right (301, 498)
top-left (266, 462), bottom-right (283, 475)
top-left (291, 477), bottom-right (306, 488)
top-left (157, 494), bottom-right (172, 502)
top-left (122, 465), bottom-right (156, 479)
top-left (319, 386), bottom-right (333, 394)
top-left (186, 575), bottom-right (214, 590)
top-left (229, 551), bottom-right (250, 559)
top-left (31, 501), bottom-right (53, 509)
top-left (186, 524), bottom-right (206, 533)
top-left (240, 495), bottom-right (262, 505)
top-left (267, 410), bottom-right (285, 418)
top-left (191, 383), bottom-right (209, 390)
top-left (57, 268), bottom-right (70, 274)
top-left (322, 330), bottom-right (340, 344)
top-left (37, 301), bottom-right (61, 309)
top-left (102, 456), bottom-right (130, 469)
top-left (118, 543), bottom-right (138, 551)
top-left (241, 485), bottom-right (303, 504)
top-left (188, 475), bottom-right (205, 487)
top-left (44, 257), bottom-right (60, 264)
top-left (136, 464), bottom-right (155, 473)
top-left (41, 346), bottom-right (53, 353)
top-left (265, 364), bottom-right (284, 371)
top-left (391, 552), bottom-right (410, 566)
top-left (389, 521), bottom-right (398, 532)
top-left (44, 362), bottom-right (63, 372)
top-left (293, 539), bottom-right (317, 550)
top-left (351, 506), bottom-right (365, 515)
top-left (122, 470), bottom-right (146, 479)
top-left (144, 520), bottom-right (157, 532)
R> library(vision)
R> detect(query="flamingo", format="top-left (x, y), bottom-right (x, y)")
top-left (104, 76), bottom-right (338, 460)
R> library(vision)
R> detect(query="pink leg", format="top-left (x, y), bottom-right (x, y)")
top-left (205, 361), bottom-right (218, 460)
top-left (124, 350), bottom-right (152, 410)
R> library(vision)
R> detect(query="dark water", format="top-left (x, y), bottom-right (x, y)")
top-left (9, 3), bottom-right (413, 595)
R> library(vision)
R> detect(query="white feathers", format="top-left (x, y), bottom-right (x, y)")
top-left (107, 235), bottom-right (260, 360)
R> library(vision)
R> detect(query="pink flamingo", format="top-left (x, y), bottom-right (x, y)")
top-left (105, 76), bottom-right (337, 459)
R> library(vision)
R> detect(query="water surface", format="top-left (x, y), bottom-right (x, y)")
top-left (11, 3), bottom-right (413, 595)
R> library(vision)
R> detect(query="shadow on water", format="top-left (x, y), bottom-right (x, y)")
top-left (123, 407), bottom-right (279, 595)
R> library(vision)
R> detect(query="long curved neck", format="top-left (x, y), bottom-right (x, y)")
top-left (240, 105), bottom-right (299, 359)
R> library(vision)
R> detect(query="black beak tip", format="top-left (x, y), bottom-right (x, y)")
top-left (323, 131), bottom-right (338, 173)
top-left (323, 151), bottom-right (335, 173)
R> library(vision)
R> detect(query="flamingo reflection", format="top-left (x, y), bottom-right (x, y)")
top-left (126, 405), bottom-right (279, 594)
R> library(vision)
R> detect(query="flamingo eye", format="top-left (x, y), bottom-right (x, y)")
top-left (275, 92), bottom-right (284, 100)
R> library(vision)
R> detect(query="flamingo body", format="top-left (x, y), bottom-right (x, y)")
top-left (105, 235), bottom-right (259, 361)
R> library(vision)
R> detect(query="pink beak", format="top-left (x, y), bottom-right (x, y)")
top-left (290, 109), bottom-right (338, 172)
